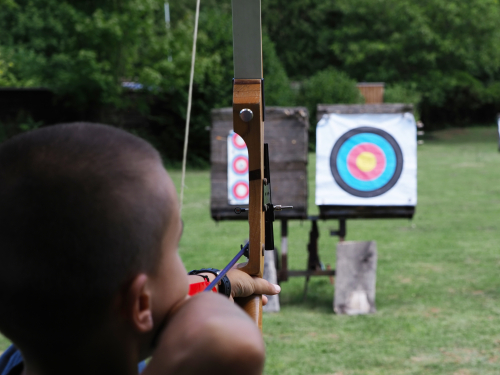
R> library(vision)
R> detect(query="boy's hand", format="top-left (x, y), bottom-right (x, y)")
top-left (227, 269), bottom-right (280, 305)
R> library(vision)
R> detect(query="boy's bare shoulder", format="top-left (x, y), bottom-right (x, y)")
top-left (144, 293), bottom-right (265, 375)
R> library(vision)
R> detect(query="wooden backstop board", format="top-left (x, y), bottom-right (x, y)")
top-left (210, 107), bottom-right (309, 221)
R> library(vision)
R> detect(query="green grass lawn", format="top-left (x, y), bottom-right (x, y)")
top-left (1, 127), bottom-right (499, 375)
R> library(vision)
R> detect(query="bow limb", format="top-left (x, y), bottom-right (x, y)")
top-left (233, 80), bottom-right (265, 328)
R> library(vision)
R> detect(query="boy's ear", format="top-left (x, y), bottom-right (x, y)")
top-left (127, 273), bottom-right (154, 333)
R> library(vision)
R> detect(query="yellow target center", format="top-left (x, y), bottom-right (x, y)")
top-left (356, 152), bottom-right (377, 172)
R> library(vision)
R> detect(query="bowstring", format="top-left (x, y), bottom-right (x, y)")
top-left (180, 0), bottom-right (201, 215)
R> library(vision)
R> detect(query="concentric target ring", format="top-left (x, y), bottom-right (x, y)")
top-left (232, 181), bottom-right (249, 200)
top-left (232, 132), bottom-right (247, 150)
top-left (330, 127), bottom-right (404, 197)
top-left (232, 156), bottom-right (248, 174)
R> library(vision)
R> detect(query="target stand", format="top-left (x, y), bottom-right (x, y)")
top-left (311, 103), bottom-right (418, 313)
top-left (209, 104), bottom-right (418, 313)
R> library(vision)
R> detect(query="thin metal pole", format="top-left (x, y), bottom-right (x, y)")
top-left (164, 2), bottom-right (172, 61)
top-left (164, 3), bottom-right (170, 28)
top-left (179, 0), bottom-right (201, 215)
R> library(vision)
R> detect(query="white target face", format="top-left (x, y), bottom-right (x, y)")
top-left (316, 113), bottom-right (417, 206)
top-left (227, 131), bottom-right (249, 205)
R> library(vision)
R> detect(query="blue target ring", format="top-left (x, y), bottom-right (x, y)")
top-left (330, 127), bottom-right (403, 198)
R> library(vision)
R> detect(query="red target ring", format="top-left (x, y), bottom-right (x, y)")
top-left (347, 143), bottom-right (386, 181)
top-left (232, 133), bottom-right (247, 150)
top-left (232, 156), bottom-right (248, 174)
top-left (232, 181), bottom-right (249, 200)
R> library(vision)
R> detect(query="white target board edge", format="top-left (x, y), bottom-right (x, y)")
top-left (497, 115), bottom-right (500, 141)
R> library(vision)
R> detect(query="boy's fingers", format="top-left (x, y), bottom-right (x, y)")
top-left (262, 295), bottom-right (268, 306)
top-left (251, 278), bottom-right (280, 296)
top-left (228, 269), bottom-right (281, 299)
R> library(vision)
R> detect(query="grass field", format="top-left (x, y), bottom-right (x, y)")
top-left (1, 127), bottom-right (499, 374)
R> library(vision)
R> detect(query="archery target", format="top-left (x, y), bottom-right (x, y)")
top-left (227, 131), bottom-right (249, 205)
top-left (316, 113), bottom-right (417, 206)
top-left (331, 127), bottom-right (403, 197)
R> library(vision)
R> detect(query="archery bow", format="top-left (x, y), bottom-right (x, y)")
top-left (204, 0), bottom-right (265, 328)
top-left (205, 0), bottom-right (292, 330)
top-left (230, 0), bottom-right (266, 329)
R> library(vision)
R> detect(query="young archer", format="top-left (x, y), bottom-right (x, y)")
top-left (0, 123), bottom-right (279, 375)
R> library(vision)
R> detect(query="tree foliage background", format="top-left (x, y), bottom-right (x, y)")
top-left (264, 0), bottom-right (500, 126)
top-left (1, 0), bottom-right (500, 163)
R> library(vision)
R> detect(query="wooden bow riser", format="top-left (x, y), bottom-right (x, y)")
top-left (233, 79), bottom-right (265, 329)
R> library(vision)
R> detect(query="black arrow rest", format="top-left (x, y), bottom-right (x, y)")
top-left (263, 143), bottom-right (275, 251)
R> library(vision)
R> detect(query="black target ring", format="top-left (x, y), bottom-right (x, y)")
top-left (330, 127), bottom-right (404, 198)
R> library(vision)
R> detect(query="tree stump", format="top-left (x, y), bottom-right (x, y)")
top-left (334, 241), bottom-right (377, 315)
top-left (263, 249), bottom-right (280, 313)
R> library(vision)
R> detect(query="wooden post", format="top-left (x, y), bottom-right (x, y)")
top-left (263, 249), bottom-right (280, 312)
top-left (356, 83), bottom-right (384, 104)
top-left (334, 241), bottom-right (377, 315)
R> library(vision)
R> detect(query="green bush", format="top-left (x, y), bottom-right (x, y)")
top-left (147, 5), bottom-right (295, 166)
top-left (0, 1), bottom-right (295, 166)
top-left (330, 0), bottom-right (500, 126)
top-left (0, 0), bottom-right (172, 112)
top-left (298, 67), bottom-right (363, 149)
top-left (0, 113), bottom-right (43, 143)
top-left (0, 48), bottom-right (35, 87)
top-left (0, 53), bottom-right (16, 87)
top-left (262, 0), bottom-right (339, 80)
top-left (263, 0), bottom-right (500, 127)
top-left (384, 83), bottom-right (422, 120)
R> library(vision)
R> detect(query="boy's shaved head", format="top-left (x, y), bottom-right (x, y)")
top-left (0, 123), bottom-right (173, 347)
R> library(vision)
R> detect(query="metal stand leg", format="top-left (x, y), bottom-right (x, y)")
top-left (303, 220), bottom-right (321, 300)
top-left (275, 217), bottom-right (336, 299)
top-left (327, 264), bottom-right (334, 285)
top-left (279, 219), bottom-right (288, 282)
top-left (330, 219), bottom-right (346, 242)
top-left (307, 220), bottom-right (321, 270)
